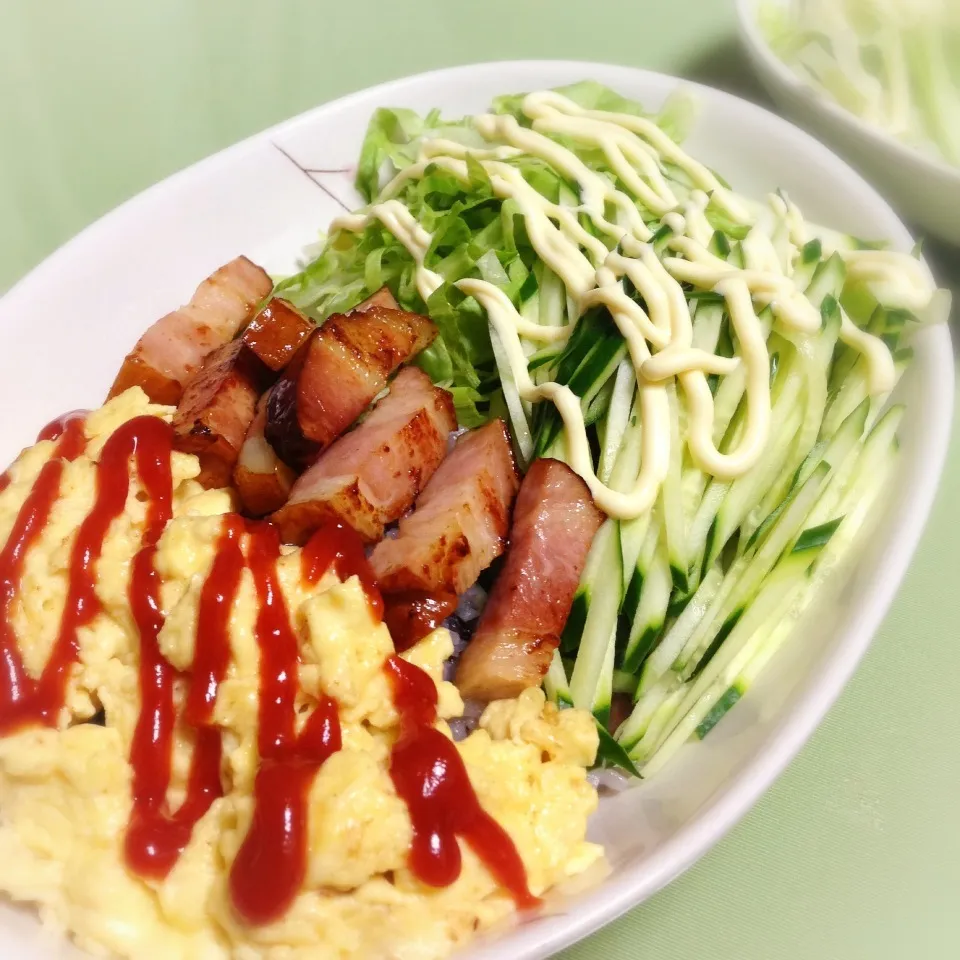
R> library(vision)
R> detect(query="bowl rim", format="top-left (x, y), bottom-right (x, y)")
top-left (0, 58), bottom-right (954, 960)
top-left (734, 0), bottom-right (960, 186)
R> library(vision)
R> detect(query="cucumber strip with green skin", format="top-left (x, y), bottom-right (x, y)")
top-left (662, 383), bottom-right (688, 593)
top-left (489, 324), bottom-right (534, 467)
top-left (613, 669), bottom-right (640, 697)
top-left (628, 684), bottom-right (690, 764)
top-left (691, 301), bottom-right (726, 355)
top-left (748, 296), bottom-right (842, 537)
top-left (832, 405), bottom-right (904, 516)
top-left (638, 565), bottom-right (725, 695)
top-left (560, 514), bottom-right (617, 655)
top-left (685, 479), bottom-right (730, 583)
top-left (615, 676), bottom-right (673, 750)
top-left (796, 398), bottom-right (871, 527)
top-left (693, 326), bottom-right (791, 575)
top-left (640, 553), bottom-right (811, 774)
top-left (592, 626), bottom-right (617, 726)
top-left (747, 397), bottom-right (868, 552)
top-left (789, 240), bottom-right (823, 291)
top-left (823, 346), bottom-right (908, 439)
top-left (569, 519), bottom-right (624, 711)
top-left (695, 684), bottom-right (743, 739)
top-left (801, 252), bottom-right (846, 312)
top-left (708, 230), bottom-right (732, 259)
top-left (677, 302), bottom-right (726, 580)
top-left (705, 358), bottom-right (805, 572)
top-left (706, 401), bottom-right (802, 572)
top-left (676, 461), bottom-right (831, 678)
top-left (544, 650), bottom-right (573, 707)
top-left (534, 325), bottom-right (628, 457)
top-left (621, 509), bottom-right (662, 624)
top-left (622, 683), bottom-right (686, 759)
top-left (585, 376), bottom-right (617, 427)
top-left (622, 535), bottom-right (673, 673)
top-left (828, 304), bottom-right (885, 395)
top-left (598, 359), bottom-right (637, 484)
top-left (607, 390), bottom-right (650, 596)
top-left (527, 343), bottom-right (565, 373)
top-left (699, 438), bottom-right (900, 745)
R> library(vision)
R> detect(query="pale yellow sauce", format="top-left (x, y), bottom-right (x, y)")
top-left (330, 90), bottom-right (934, 519)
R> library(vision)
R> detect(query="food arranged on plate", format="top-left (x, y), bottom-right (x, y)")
top-left (760, 0), bottom-right (960, 167)
top-left (0, 80), bottom-right (947, 959)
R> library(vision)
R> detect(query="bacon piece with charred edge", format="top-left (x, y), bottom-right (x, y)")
top-left (172, 340), bottom-right (271, 489)
top-left (369, 419), bottom-right (520, 596)
top-left (454, 458), bottom-right (603, 702)
top-left (233, 395), bottom-right (297, 517)
top-left (270, 367), bottom-right (455, 545)
top-left (109, 256), bottom-right (272, 405)
top-left (264, 304), bottom-right (437, 469)
top-left (240, 298), bottom-right (314, 372)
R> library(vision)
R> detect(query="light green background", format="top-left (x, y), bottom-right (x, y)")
top-left (0, 2), bottom-right (957, 958)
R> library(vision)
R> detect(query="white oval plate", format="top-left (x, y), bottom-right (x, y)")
top-left (736, 0), bottom-right (960, 245)
top-left (0, 61), bottom-right (953, 960)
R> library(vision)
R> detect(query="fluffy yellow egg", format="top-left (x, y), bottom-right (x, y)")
top-left (0, 389), bottom-right (602, 960)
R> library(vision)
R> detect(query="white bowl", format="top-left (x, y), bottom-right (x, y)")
top-left (0, 60), bottom-right (952, 960)
top-left (736, 0), bottom-right (960, 246)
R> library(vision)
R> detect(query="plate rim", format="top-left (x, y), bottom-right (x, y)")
top-left (0, 59), bottom-right (954, 960)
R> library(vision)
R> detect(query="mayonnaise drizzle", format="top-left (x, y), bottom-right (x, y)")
top-left (329, 90), bottom-right (933, 518)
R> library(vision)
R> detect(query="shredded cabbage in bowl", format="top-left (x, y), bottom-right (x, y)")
top-left (761, 0), bottom-right (960, 168)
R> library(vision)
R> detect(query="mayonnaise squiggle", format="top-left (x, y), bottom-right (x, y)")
top-left (329, 90), bottom-right (932, 518)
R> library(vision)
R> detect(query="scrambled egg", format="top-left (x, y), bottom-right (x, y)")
top-left (0, 389), bottom-right (602, 960)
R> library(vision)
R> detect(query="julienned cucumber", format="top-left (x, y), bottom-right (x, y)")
top-left (514, 181), bottom-right (919, 775)
top-left (600, 239), bottom-right (911, 771)
top-left (627, 404), bottom-right (901, 770)
top-left (567, 519), bottom-right (623, 723)
top-left (690, 418), bottom-right (900, 752)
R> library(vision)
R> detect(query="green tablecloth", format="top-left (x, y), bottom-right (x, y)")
top-left (0, 2), bottom-right (957, 958)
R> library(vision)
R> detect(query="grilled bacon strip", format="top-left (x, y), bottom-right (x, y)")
top-left (171, 340), bottom-right (271, 489)
top-left (109, 256), bottom-right (272, 405)
top-left (233, 395), bottom-right (296, 516)
top-left (455, 459), bottom-right (603, 701)
top-left (240, 298), bottom-right (314, 372)
top-left (350, 286), bottom-right (400, 313)
top-left (264, 304), bottom-right (437, 468)
top-left (271, 367), bottom-right (455, 545)
top-left (369, 419), bottom-right (519, 596)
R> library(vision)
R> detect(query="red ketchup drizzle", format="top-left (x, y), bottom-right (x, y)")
top-left (184, 515), bottom-right (246, 726)
top-left (0, 416), bottom-right (87, 731)
top-left (300, 519), bottom-right (383, 618)
top-left (36, 409), bottom-right (89, 444)
top-left (228, 522), bottom-right (342, 926)
top-left (123, 418), bottom-right (225, 879)
top-left (383, 590), bottom-right (458, 653)
top-left (384, 655), bottom-right (540, 909)
top-left (0, 411), bottom-right (87, 497)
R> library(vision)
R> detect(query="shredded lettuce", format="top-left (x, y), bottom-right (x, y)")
top-left (276, 82), bottom-right (704, 426)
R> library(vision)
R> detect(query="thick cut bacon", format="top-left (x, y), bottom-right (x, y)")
top-left (349, 286), bottom-right (399, 313)
top-left (109, 256), bottom-right (272, 404)
top-left (240, 298), bottom-right (314, 372)
top-left (370, 419), bottom-right (519, 596)
top-left (234, 395), bottom-right (296, 516)
top-left (271, 368), bottom-right (455, 545)
top-left (265, 305), bottom-right (437, 468)
top-left (455, 459), bottom-right (603, 701)
top-left (172, 340), bottom-right (270, 489)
